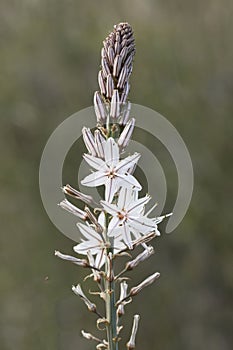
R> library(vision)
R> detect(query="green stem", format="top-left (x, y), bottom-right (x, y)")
top-left (105, 246), bottom-right (118, 350)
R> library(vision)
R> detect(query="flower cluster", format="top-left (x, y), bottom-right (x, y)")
top-left (55, 23), bottom-right (171, 350)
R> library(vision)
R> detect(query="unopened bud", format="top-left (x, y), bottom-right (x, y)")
top-left (121, 82), bottom-right (130, 104)
top-left (82, 127), bottom-right (97, 157)
top-left (94, 130), bottom-right (105, 158)
top-left (110, 90), bottom-right (120, 119)
top-left (98, 70), bottom-right (106, 95)
top-left (118, 118), bottom-right (135, 150)
top-left (117, 64), bottom-right (128, 89)
top-left (94, 91), bottom-right (107, 123)
top-left (106, 74), bottom-right (114, 99)
top-left (113, 54), bottom-right (122, 77)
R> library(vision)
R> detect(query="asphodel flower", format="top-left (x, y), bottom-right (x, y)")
top-left (81, 137), bottom-right (141, 203)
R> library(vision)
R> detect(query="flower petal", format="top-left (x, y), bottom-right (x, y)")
top-left (108, 217), bottom-right (122, 236)
top-left (77, 223), bottom-right (101, 242)
top-left (95, 250), bottom-right (105, 268)
top-left (117, 187), bottom-right (134, 209)
top-left (100, 201), bottom-right (119, 216)
top-left (105, 177), bottom-right (119, 203)
top-left (128, 216), bottom-right (156, 234)
top-left (127, 195), bottom-right (151, 214)
top-left (83, 154), bottom-right (106, 170)
top-left (115, 153), bottom-right (140, 173)
top-left (81, 170), bottom-right (106, 187)
top-left (122, 223), bottom-right (133, 249)
top-left (104, 138), bottom-right (119, 167)
top-left (117, 173), bottom-right (142, 190)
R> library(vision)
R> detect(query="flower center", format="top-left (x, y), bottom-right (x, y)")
top-left (117, 211), bottom-right (127, 221)
top-left (108, 170), bottom-right (116, 179)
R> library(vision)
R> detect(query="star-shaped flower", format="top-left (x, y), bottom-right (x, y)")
top-left (74, 218), bottom-right (125, 268)
top-left (81, 137), bottom-right (141, 203)
top-left (101, 187), bottom-right (169, 249)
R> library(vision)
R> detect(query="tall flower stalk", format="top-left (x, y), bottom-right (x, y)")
top-left (56, 23), bottom-right (171, 350)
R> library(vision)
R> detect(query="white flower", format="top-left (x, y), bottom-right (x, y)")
top-left (81, 137), bottom-right (141, 203)
top-left (101, 187), bottom-right (163, 249)
top-left (74, 220), bottom-right (126, 268)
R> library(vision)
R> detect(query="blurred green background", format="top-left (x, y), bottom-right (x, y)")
top-left (0, 1), bottom-right (232, 349)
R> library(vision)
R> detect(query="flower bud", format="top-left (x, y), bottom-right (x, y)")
top-left (94, 91), bottom-right (107, 123)
top-left (98, 70), bottom-right (106, 95)
top-left (110, 90), bottom-right (120, 119)
top-left (82, 127), bottom-right (97, 156)
top-left (118, 118), bottom-right (135, 150)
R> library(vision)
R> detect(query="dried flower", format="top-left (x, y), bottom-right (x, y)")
top-left (62, 184), bottom-right (94, 205)
top-left (126, 246), bottom-right (154, 270)
top-left (130, 272), bottom-right (160, 296)
top-left (117, 281), bottom-right (129, 316)
top-left (72, 284), bottom-right (97, 313)
top-left (54, 250), bottom-right (88, 267)
top-left (58, 199), bottom-right (87, 220)
top-left (127, 314), bottom-right (140, 350)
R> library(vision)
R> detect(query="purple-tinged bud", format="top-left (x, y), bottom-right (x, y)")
top-left (82, 127), bottom-right (97, 157)
top-left (110, 90), bottom-right (120, 119)
top-left (94, 91), bottom-right (107, 123)
top-left (117, 65), bottom-right (128, 90)
top-left (98, 70), bottom-right (106, 95)
top-left (118, 118), bottom-right (135, 150)
top-left (94, 130), bottom-right (105, 159)
top-left (106, 74), bottom-right (114, 99)
top-left (101, 57), bottom-right (110, 77)
top-left (107, 46), bottom-right (115, 66)
top-left (119, 46), bottom-right (128, 63)
top-left (121, 82), bottom-right (130, 104)
top-left (113, 54), bottom-right (122, 77)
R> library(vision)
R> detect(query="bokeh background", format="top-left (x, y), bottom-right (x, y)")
top-left (0, 1), bottom-right (232, 349)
